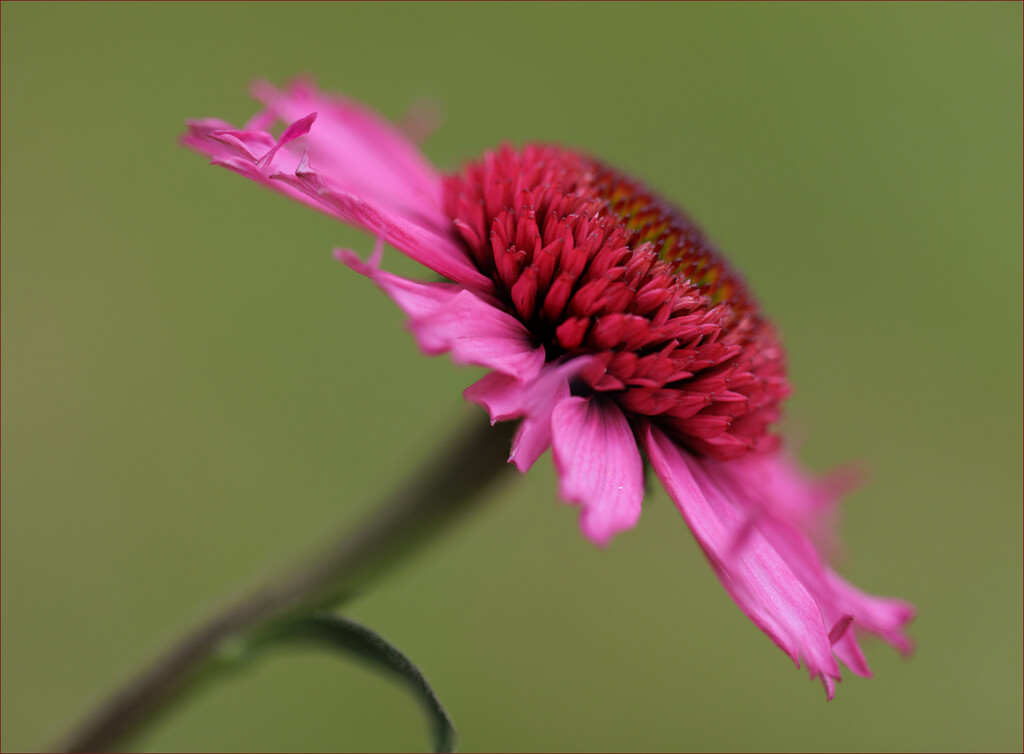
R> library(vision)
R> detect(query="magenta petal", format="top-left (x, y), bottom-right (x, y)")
top-left (463, 371), bottom-right (531, 425)
top-left (824, 570), bottom-right (917, 655)
top-left (464, 358), bottom-right (594, 471)
top-left (340, 247), bottom-right (543, 385)
top-left (832, 628), bottom-right (872, 678)
top-left (250, 78), bottom-right (448, 233)
top-left (205, 113), bottom-right (316, 172)
top-left (697, 453), bottom-right (916, 676)
top-left (342, 247), bottom-right (544, 382)
top-left (411, 290), bottom-right (545, 382)
top-left (257, 112), bottom-right (318, 170)
top-left (643, 425), bottom-right (842, 695)
top-left (551, 397), bottom-right (644, 546)
top-left (276, 154), bottom-right (491, 291)
top-left (464, 370), bottom-right (559, 470)
top-left (700, 451), bottom-right (860, 556)
top-left (182, 118), bottom-right (247, 156)
top-left (337, 246), bottom-right (461, 319)
top-left (183, 117), bottom-right (336, 218)
top-left (184, 80), bottom-right (489, 289)
top-left (207, 128), bottom-right (277, 161)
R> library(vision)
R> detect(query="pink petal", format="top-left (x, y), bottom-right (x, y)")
top-left (340, 247), bottom-right (543, 382)
top-left (832, 625), bottom-right (872, 678)
top-left (258, 111), bottom-right (318, 170)
top-left (824, 570), bottom-right (916, 655)
top-left (551, 398), bottom-right (644, 546)
top-left (643, 425), bottom-right (842, 696)
top-left (464, 357), bottom-right (595, 471)
top-left (181, 118), bottom-right (244, 154)
top-left (412, 290), bottom-right (545, 382)
top-left (183, 116), bottom-right (334, 216)
top-left (700, 451), bottom-right (861, 556)
top-left (200, 113), bottom-right (317, 173)
top-left (698, 454), bottom-right (916, 674)
top-left (183, 80), bottom-right (488, 288)
top-left (207, 128), bottom-right (278, 162)
top-left (336, 246), bottom-right (461, 319)
top-left (250, 78), bottom-right (448, 233)
top-left (277, 153), bottom-right (491, 291)
top-left (463, 371), bottom-right (535, 424)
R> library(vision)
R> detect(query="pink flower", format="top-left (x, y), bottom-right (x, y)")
top-left (183, 79), bottom-right (914, 698)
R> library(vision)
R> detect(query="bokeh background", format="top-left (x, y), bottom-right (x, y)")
top-left (3, 3), bottom-right (1021, 752)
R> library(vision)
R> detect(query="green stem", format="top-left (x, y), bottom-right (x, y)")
top-left (54, 412), bottom-right (515, 752)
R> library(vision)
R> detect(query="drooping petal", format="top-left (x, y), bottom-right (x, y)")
top-left (551, 397), bottom-right (644, 546)
top-left (696, 453), bottom-right (916, 676)
top-left (464, 357), bottom-right (595, 471)
top-left (700, 451), bottom-right (861, 556)
top-left (824, 570), bottom-right (916, 655)
top-left (831, 627), bottom-right (872, 679)
top-left (643, 424), bottom-right (842, 696)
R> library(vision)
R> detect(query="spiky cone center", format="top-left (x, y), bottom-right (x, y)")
top-left (444, 145), bottom-right (789, 460)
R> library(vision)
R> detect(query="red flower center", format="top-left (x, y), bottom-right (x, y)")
top-left (444, 145), bottom-right (789, 460)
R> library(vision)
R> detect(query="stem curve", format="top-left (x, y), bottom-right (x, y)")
top-left (55, 412), bottom-right (515, 752)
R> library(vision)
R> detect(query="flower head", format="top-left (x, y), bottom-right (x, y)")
top-left (184, 79), bottom-right (913, 698)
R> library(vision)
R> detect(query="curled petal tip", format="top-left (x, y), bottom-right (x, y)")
top-left (828, 614), bottom-right (855, 645)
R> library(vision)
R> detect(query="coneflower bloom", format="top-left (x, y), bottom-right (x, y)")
top-left (183, 80), bottom-right (913, 698)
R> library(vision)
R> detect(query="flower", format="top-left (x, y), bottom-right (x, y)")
top-left (183, 79), bottom-right (914, 698)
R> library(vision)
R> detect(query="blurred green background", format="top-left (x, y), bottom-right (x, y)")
top-left (3, 2), bottom-right (1021, 752)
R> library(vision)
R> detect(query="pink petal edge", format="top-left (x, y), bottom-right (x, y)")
top-left (337, 248), bottom-right (544, 383)
top-left (250, 77), bottom-right (446, 230)
top-left (698, 454), bottom-right (917, 669)
top-left (551, 397), bottom-right (644, 547)
top-left (464, 357), bottom-right (596, 472)
top-left (643, 423), bottom-right (842, 698)
top-left (275, 152), bottom-right (492, 290)
top-left (184, 85), bottom-right (490, 291)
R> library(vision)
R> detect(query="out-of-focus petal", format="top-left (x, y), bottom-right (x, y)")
top-left (464, 357), bottom-right (594, 471)
top-left (824, 571), bottom-right (916, 655)
top-left (336, 246), bottom-right (460, 318)
top-left (202, 112), bottom-right (317, 173)
top-left (340, 247), bottom-right (543, 383)
top-left (552, 397), bottom-right (644, 546)
top-left (251, 78), bottom-right (447, 232)
top-left (184, 86), bottom-right (489, 290)
top-left (643, 424), bottom-right (842, 697)
top-left (700, 451), bottom-right (861, 555)
top-left (697, 453), bottom-right (916, 676)
top-left (273, 152), bottom-right (491, 290)
top-left (411, 290), bottom-right (545, 382)
top-left (183, 116), bottom-right (322, 212)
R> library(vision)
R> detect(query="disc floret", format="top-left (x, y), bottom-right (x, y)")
top-left (445, 145), bottom-right (789, 460)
